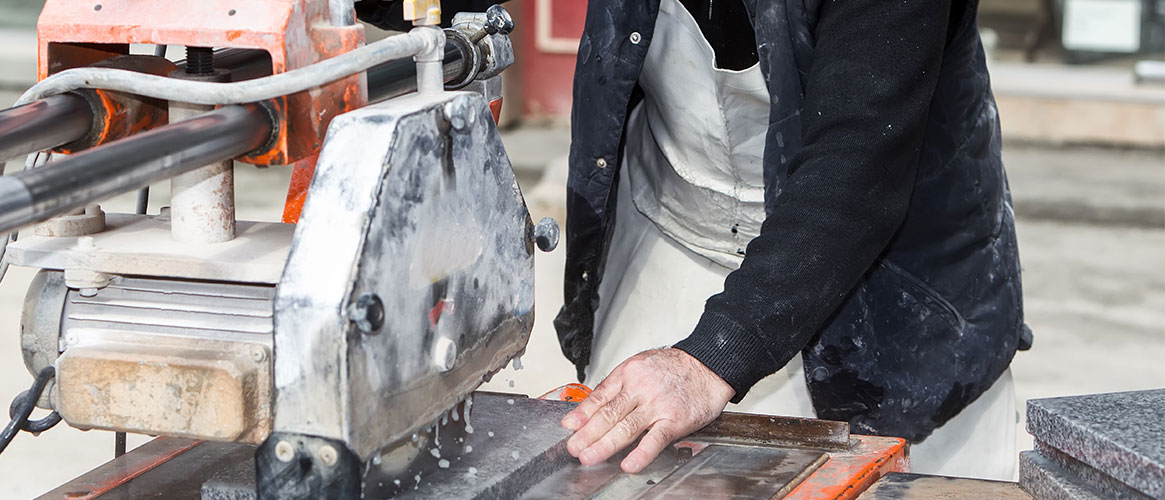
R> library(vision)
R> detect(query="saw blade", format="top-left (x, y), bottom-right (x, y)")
top-left (363, 396), bottom-right (477, 496)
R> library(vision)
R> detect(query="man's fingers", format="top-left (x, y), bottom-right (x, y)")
top-left (566, 389), bottom-right (636, 458)
top-left (579, 407), bottom-right (654, 467)
top-left (620, 422), bottom-right (678, 474)
top-left (562, 373), bottom-right (623, 431)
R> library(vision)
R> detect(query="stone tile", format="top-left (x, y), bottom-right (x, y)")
top-left (1027, 390), bottom-right (1165, 498)
top-left (1034, 441), bottom-right (1154, 500)
top-left (1020, 451), bottom-right (1109, 500)
top-left (858, 472), bottom-right (1032, 500)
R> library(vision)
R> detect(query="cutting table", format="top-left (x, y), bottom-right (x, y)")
top-left (36, 392), bottom-right (909, 500)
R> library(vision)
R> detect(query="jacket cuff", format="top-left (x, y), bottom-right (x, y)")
top-left (673, 312), bottom-right (777, 404)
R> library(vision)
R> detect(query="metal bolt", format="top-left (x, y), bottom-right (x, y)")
top-left (318, 444), bottom-right (339, 467)
top-left (444, 95), bottom-right (477, 133)
top-left (274, 440), bottom-right (296, 463)
top-left (433, 337), bottom-right (457, 372)
top-left (629, 32), bottom-right (642, 44)
top-left (596, 157), bottom-right (608, 168)
top-left (348, 293), bottom-right (385, 335)
top-left (533, 217), bottom-right (559, 252)
top-left (185, 46), bottom-right (215, 75)
top-left (249, 346), bottom-right (268, 363)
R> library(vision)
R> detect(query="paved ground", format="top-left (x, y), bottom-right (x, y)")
top-left (0, 104), bottom-right (1162, 496)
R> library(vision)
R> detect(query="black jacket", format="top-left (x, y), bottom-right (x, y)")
top-left (552, 0), bottom-right (1028, 443)
top-left (359, 0), bottom-right (1029, 443)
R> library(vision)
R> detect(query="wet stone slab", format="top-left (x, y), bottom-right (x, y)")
top-left (1026, 390), bottom-right (1165, 498)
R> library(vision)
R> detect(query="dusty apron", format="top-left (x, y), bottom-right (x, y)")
top-left (587, 0), bottom-right (1018, 480)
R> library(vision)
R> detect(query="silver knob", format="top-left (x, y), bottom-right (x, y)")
top-left (534, 217), bottom-right (559, 252)
top-left (484, 5), bottom-right (514, 35)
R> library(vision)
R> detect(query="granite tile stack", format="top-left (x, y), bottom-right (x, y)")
top-left (1020, 390), bottom-right (1165, 500)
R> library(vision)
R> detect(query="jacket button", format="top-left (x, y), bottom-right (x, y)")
top-left (811, 366), bottom-right (830, 381)
top-left (629, 32), bottom-right (642, 44)
top-left (596, 157), bottom-right (608, 168)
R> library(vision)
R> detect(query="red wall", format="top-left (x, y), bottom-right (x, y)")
top-left (518, 0), bottom-right (587, 120)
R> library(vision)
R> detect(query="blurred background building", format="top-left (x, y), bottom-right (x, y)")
top-left (0, 0), bottom-right (1161, 497)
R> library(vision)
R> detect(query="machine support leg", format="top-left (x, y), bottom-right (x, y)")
top-left (168, 53), bottom-right (236, 244)
top-left (168, 144), bottom-right (236, 243)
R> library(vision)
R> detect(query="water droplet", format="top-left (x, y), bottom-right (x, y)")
top-left (465, 445), bottom-right (473, 453)
top-left (488, 431), bottom-right (495, 437)
top-left (438, 459), bottom-right (450, 468)
top-left (430, 448), bottom-right (441, 458)
top-left (507, 399), bottom-right (514, 405)
top-left (468, 467), bottom-right (478, 475)
top-left (511, 450), bottom-right (520, 460)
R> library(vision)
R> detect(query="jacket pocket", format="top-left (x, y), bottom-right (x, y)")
top-left (807, 258), bottom-right (981, 442)
top-left (878, 259), bottom-right (967, 336)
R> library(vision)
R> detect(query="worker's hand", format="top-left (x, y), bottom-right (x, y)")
top-left (560, 348), bottom-right (734, 473)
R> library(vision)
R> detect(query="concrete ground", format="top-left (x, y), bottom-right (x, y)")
top-left (0, 106), bottom-right (1163, 497)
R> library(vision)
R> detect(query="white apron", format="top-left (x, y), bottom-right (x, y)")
top-left (588, 0), bottom-right (1017, 480)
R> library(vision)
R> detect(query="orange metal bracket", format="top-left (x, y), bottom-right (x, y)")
top-left (787, 435), bottom-right (909, 500)
top-left (539, 383), bottom-right (593, 403)
top-left (54, 55), bottom-right (176, 154)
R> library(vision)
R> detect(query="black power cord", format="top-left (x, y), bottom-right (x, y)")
top-left (0, 367), bottom-right (62, 455)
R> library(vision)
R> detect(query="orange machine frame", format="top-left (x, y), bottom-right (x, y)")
top-left (37, 0), bottom-right (368, 168)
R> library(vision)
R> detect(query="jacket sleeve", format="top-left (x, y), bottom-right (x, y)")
top-left (673, 0), bottom-right (954, 403)
top-left (355, 0), bottom-right (508, 31)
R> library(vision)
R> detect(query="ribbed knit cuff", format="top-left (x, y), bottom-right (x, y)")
top-left (673, 312), bottom-right (778, 404)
